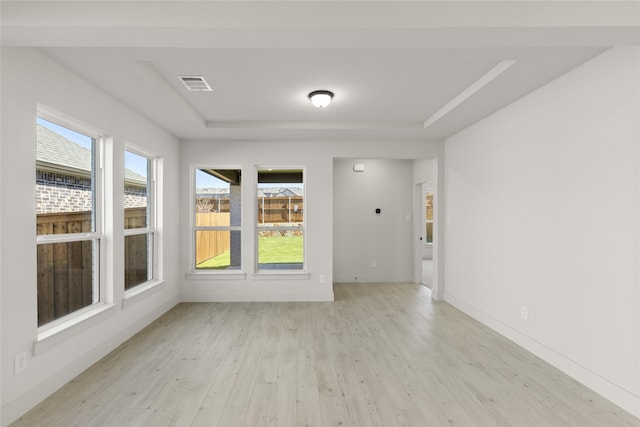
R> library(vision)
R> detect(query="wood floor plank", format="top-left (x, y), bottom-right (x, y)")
top-left (295, 349), bottom-right (322, 427)
top-left (275, 361), bottom-right (297, 427)
top-left (244, 382), bottom-right (278, 426)
top-left (11, 283), bottom-right (640, 427)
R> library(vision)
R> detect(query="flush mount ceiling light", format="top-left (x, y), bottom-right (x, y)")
top-left (308, 90), bottom-right (334, 108)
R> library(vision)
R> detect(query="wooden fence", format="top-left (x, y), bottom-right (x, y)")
top-left (195, 212), bottom-right (230, 264)
top-left (194, 196), bottom-right (303, 265)
top-left (36, 208), bottom-right (147, 326)
top-left (124, 208), bottom-right (148, 290)
top-left (257, 196), bottom-right (304, 224)
top-left (37, 211), bottom-right (93, 326)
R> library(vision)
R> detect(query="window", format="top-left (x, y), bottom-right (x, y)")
top-left (36, 117), bottom-right (102, 327)
top-left (194, 168), bottom-right (242, 270)
top-left (425, 191), bottom-right (434, 244)
top-left (256, 168), bottom-right (304, 271)
top-left (124, 149), bottom-right (155, 289)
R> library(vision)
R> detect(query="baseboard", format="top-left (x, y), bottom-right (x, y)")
top-left (334, 275), bottom-right (413, 283)
top-left (181, 289), bottom-right (334, 302)
top-left (1, 296), bottom-right (180, 427)
top-left (444, 292), bottom-right (640, 420)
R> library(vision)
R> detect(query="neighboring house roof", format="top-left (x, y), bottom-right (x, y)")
top-left (124, 168), bottom-right (146, 186)
top-left (196, 188), bottom-right (230, 196)
top-left (257, 187), bottom-right (303, 197)
top-left (36, 124), bottom-right (146, 186)
top-left (37, 124), bottom-right (91, 175)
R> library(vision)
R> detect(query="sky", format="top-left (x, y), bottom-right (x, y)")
top-left (196, 169), bottom-right (225, 188)
top-left (125, 151), bottom-right (148, 179)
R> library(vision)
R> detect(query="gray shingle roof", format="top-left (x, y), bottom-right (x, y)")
top-left (37, 124), bottom-right (91, 173)
top-left (37, 124), bottom-right (146, 186)
top-left (124, 168), bottom-right (146, 185)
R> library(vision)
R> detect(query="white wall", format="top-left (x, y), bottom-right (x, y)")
top-left (444, 47), bottom-right (640, 417)
top-left (0, 48), bottom-right (181, 425)
top-left (333, 158), bottom-right (414, 283)
top-left (180, 140), bottom-right (443, 300)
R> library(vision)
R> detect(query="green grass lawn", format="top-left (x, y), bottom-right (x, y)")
top-left (197, 235), bottom-right (303, 269)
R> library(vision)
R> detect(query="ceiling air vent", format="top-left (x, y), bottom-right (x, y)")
top-left (178, 76), bottom-right (212, 92)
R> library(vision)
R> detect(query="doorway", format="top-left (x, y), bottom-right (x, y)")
top-left (414, 157), bottom-right (439, 299)
top-left (420, 187), bottom-right (435, 289)
top-left (420, 185), bottom-right (435, 288)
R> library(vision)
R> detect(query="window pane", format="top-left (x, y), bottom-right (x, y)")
top-left (37, 240), bottom-right (97, 326)
top-left (124, 151), bottom-right (149, 229)
top-left (195, 230), bottom-right (241, 270)
top-left (257, 171), bottom-right (304, 226)
top-left (36, 118), bottom-right (95, 235)
top-left (194, 168), bottom-right (242, 271)
top-left (36, 116), bottom-right (100, 327)
top-left (256, 169), bottom-right (304, 271)
top-left (125, 233), bottom-right (150, 289)
top-left (426, 222), bottom-right (433, 244)
top-left (257, 231), bottom-right (304, 270)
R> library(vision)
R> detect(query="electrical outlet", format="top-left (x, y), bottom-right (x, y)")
top-left (319, 274), bottom-right (326, 284)
top-left (521, 306), bottom-right (528, 321)
top-left (371, 261), bottom-right (377, 268)
top-left (15, 352), bottom-right (27, 374)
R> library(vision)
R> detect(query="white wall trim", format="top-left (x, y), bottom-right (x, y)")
top-left (445, 292), bottom-right (640, 419)
top-left (181, 289), bottom-right (333, 302)
top-left (334, 275), bottom-right (414, 283)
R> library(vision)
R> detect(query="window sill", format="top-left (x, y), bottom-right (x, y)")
top-left (122, 280), bottom-right (165, 309)
top-left (252, 271), bottom-right (310, 280)
top-left (35, 303), bottom-right (118, 356)
top-left (185, 272), bottom-right (246, 281)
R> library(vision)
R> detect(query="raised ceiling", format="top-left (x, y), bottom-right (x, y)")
top-left (2, 1), bottom-right (639, 142)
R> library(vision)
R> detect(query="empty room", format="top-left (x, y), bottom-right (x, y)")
top-left (1, 1), bottom-right (639, 426)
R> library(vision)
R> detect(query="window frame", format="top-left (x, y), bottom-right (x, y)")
top-left (123, 146), bottom-right (157, 291)
top-left (35, 111), bottom-right (106, 331)
top-left (191, 166), bottom-right (244, 275)
top-left (255, 166), bottom-right (306, 273)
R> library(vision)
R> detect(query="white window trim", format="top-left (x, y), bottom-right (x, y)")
top-left (255, 166), bottom-right (306, 274)
top-left (122, 279), bottom-right (165, 308)
top-left (189, 165), bottom-right (245, 276)
top-left (35, 302), bottom-right (118, 355)
top-left (36, 110), bottom-right (109, 335)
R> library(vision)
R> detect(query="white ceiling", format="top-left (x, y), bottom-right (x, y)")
top-left (2, 1), bottom-right (639, 142)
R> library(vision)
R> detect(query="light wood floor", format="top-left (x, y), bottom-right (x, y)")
top-left (13, 283), bottom-right (640, 426)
